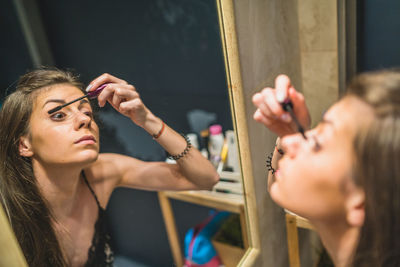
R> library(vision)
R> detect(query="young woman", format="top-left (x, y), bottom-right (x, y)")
top-left (0, 68), bottom-right (219, 267)
top-left (252, 70), bottom-right (400, 266)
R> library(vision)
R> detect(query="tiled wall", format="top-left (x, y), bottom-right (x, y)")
top-left (298, 0), bottom-right (340, 127)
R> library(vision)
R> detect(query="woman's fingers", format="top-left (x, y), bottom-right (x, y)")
top-left (253, 88), bottom-right (288, 122)
top-left (119, 98), bottom-right (143, 114)
top-left (253, 109), bottom-right (274, 126)
top-left (252, 74), bottom-right (311, 137)
top-left (86, 73), bottom-right (151, 127)
top-left (97, 83), bottom-right (146, 121)
top-left (288, 87), bottom-right (311, 129)
top-left (97, 83), bottom-right (138, 108)
top-left (275, 74), bottom-right (291, 103)
top-left (253, 108), bottom-right (297, 136)
top-left (86, 73), bottom-right (128, 92)
top-left (252, 91), bottom-right (276, 119)
top-left (261, 88), bottom-right (287, 119)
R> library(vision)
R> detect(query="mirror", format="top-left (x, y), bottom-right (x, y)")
top-left (216, 0), bottom-right (352, 266)
top-left (1, 0), bottom-right (247, 266)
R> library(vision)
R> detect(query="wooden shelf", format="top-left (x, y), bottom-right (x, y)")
top-left (285, 209), bottom-right (314, 230)
top-left (158, 190), bottom-right (248, 267)
top-left (285, 209), bottom-right (315, 267)
top-left (162, 190), bottom-right (244, 213)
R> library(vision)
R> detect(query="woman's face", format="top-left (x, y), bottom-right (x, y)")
top-left (24, 84), bottom-right (100, 167)
top-left (270, 96), bottom-right (372, 222)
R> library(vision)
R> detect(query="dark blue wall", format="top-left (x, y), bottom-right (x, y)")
top-left (0, 0), bottom-right (32, 100)
top-left (358, 0), bottom-right (400, 71)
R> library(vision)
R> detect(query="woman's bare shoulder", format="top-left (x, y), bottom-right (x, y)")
top-left (84, 153), bottom-right (142, 184)
top-left (82, 153), bottom-right (126, 206)
top-left (83, 153), bottom-right (123, 186)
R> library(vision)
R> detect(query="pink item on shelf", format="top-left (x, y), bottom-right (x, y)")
top-left (209, 124), bottom-right (222, 135)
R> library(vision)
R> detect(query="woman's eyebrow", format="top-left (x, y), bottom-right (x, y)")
top-left (43, 99), bottom-right (65, 107)
top-left (43, 98), bottom-right (89, 108)
top-left (320, 118), bottom-right (335, 129)
top-left (79, 99), bottom-right (89, 105)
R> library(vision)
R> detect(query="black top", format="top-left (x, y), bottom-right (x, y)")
top-left (82, 172), bottom-right (114, 267)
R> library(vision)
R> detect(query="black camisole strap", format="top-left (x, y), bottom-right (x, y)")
top-left (81, 171), bottom-right (114, 267)
top-left (82, 171), bottom-right (102, 209)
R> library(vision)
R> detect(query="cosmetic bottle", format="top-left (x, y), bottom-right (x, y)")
top-left (200, 129), bottom-right (210, 157)
top-left (208, 124), bottom-right (224, 168)
top-left (225, 130), bottom-right (240, 172)
top-left (187, 133), bottom-right (199, 149)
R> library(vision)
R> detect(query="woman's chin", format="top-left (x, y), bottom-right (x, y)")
top-left (269, 183), bottom-right (283, 205)
top-left (75, 151), bottom-right (99, 165)
top-left (269, 184), bottom-right (299, 215)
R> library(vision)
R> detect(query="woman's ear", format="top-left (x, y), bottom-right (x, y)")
top-left (345, 186), bottom-right (365, 227)
top-left (19, 136), bottom-right (33, 157)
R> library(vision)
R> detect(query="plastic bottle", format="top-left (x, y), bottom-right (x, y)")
top-left (187, 133), bottom-right (199, 149)
top-left (225, 130), bottom-right (240, 172)
top-left (208, 124), bottom-right (224, 168)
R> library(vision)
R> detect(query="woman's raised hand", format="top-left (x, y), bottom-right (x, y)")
top-left (87, 73), bottom-right (150, 127)
top-left (252, 74), bottom-right (311, 137)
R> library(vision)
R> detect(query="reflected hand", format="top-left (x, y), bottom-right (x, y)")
top-left (87, 73), bottom-right (150, 127)
top-left (252, 74), bottom-right (310, 137)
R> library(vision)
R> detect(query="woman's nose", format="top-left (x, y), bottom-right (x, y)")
top-left (280, 133), bottom-right (304, 158)
top-left (75, 112), bottom-right (92, 130)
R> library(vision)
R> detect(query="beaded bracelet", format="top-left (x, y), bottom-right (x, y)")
top-left (167, 134), bottom-right (192, 160)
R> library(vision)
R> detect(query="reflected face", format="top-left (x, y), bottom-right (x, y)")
top-left (26, 84), bottom-right (100, 167)
top-left (270, 96), bottom-right (372, 222)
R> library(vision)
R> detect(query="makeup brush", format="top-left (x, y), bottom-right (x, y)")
top-left (48, 84), bottom-right (108, 114)
top-left (281, 99), bottom-right (307, 140)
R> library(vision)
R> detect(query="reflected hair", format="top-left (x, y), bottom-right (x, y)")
top-left (0, 67), bottom-right (83, 266)
top-left (347, 69), bottom-right (400, 266)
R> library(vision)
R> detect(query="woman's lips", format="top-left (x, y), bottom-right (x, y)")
top-left (75, 135), bottom-right (96, 145)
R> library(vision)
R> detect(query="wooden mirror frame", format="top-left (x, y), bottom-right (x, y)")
top-left (216, 1), bottom-right (261, 265)
top-left (0, 204), bottom-right (28, 266)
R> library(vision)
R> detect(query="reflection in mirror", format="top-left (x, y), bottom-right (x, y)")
top-left (0, 0), bottom-right (248, 266)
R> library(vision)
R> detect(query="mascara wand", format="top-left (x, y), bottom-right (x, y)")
top-left (281, 100), bottom-right (307, 140)
top-left (48, 84), bottom-right (108, 114)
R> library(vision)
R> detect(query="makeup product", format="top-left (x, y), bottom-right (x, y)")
top-left (47, 83), bottom-right (108, 114)
top-left (187, 133), bottom-right (199, 149)
top-left (216, 138), bottom-right (228, 173)
top-left (209, 124), bottom-right (224, 168)
top-left (215, 189), bottom-right (242, 195)
top-left (213, 180), bottom-right (243, 195)
top-left (200, 129), bottom-right (210, 156)
top-left (281, 99), bottom-right (307, 139)
top-left (225, 130), bottom-right (240, 172)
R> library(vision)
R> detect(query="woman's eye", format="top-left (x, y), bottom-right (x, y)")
top-left (50, 112), bottom-right (66, 120)
top-left (84, 111), bottom-right (93, 118)
top-left (312, 135), bottom-right (322, 152)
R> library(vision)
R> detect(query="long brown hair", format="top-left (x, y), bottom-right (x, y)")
top-left (348, 70), bottom-right (400, 266)
top-left (0, 67), bottom-right (84, 266)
